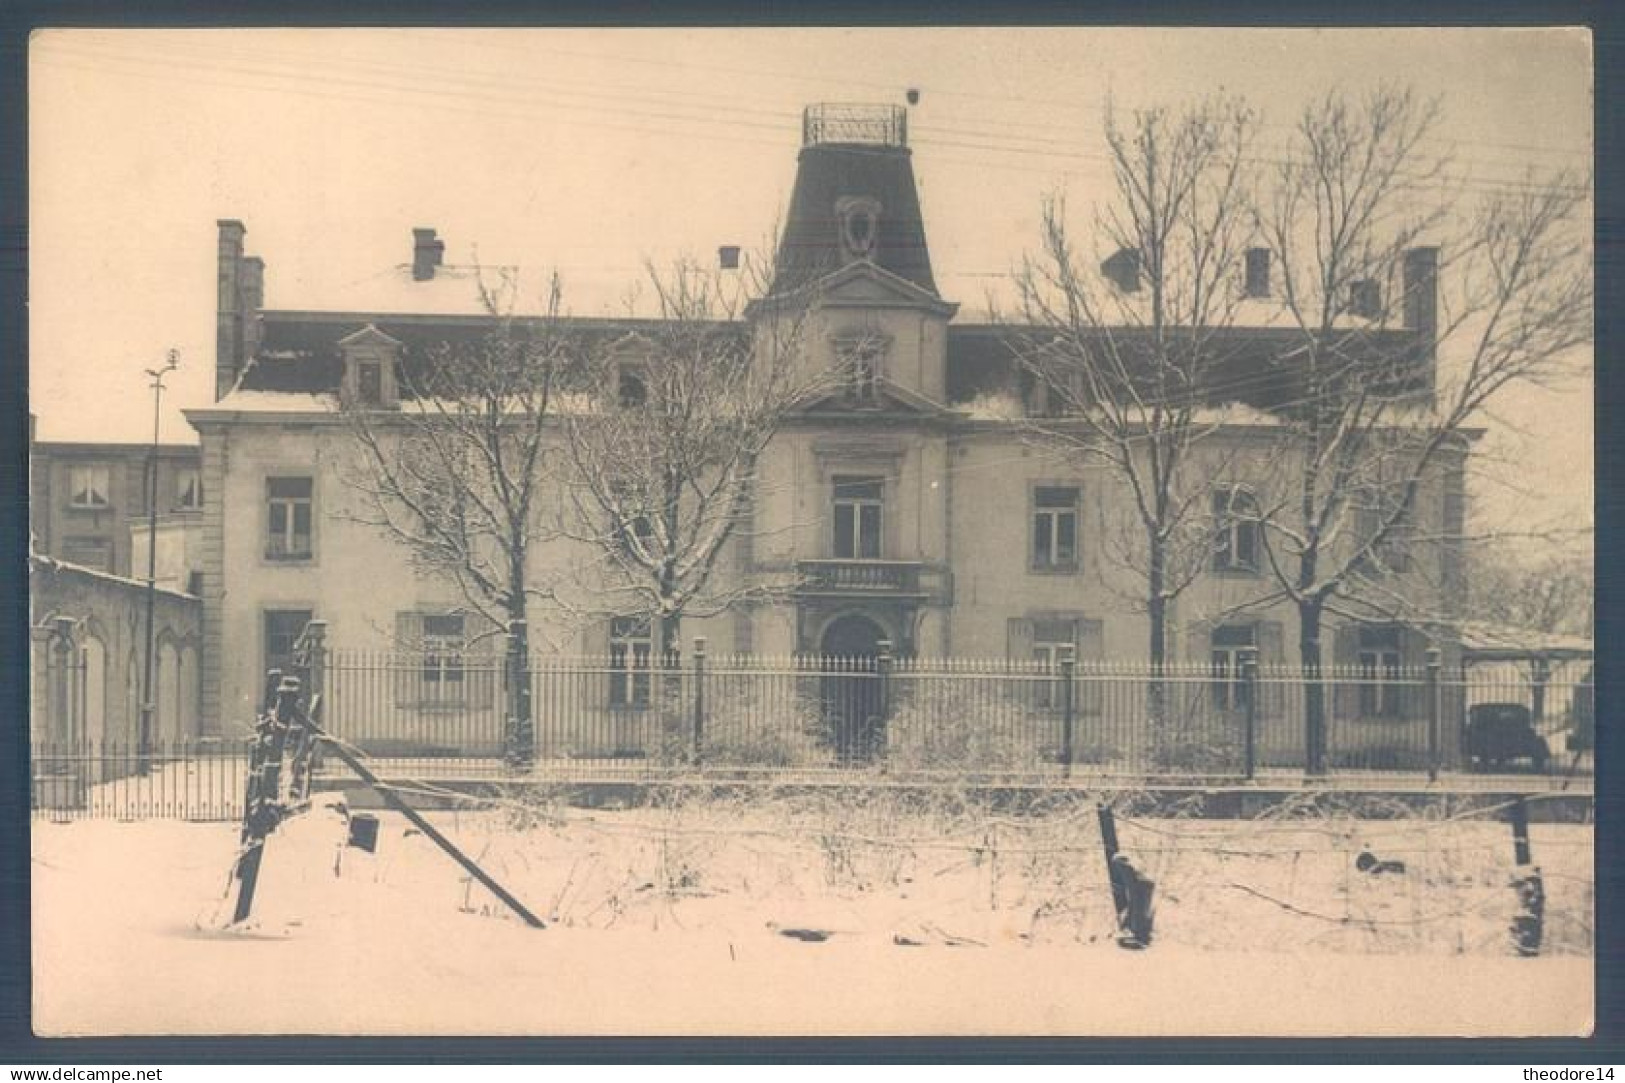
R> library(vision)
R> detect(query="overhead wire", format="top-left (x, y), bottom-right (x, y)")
top-left (35, 37), bottom-right (1590, 200)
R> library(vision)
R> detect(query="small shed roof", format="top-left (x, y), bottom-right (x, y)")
top-left (1458, 621), bottom-right (1594, 663)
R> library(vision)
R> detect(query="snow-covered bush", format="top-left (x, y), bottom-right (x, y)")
top-left (885, 684), bottom-right (1116, 774)
top-left (659, 689), bottom-right (831, 769)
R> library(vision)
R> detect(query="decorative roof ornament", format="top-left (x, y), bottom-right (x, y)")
top-left (836, 196), bottom-right (883, 263)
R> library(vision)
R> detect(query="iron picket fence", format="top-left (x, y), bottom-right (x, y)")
top-left (31, 645), bottom-right (1592, 819)
top-left (303, 643), bottom-right (1594, 785)
top-left (30, 738), bottom-right (251, 821)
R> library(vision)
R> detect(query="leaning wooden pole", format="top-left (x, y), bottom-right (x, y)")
top-left (314, 730), bottom-right (546, 930)
top-left (231, 670), bottom-right (292, 924)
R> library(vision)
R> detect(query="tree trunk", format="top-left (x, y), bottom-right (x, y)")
top-left (503, 557), bottom-right (534, 770)
top-left (1146, 556), bottom-right (1169, 743)
top-left (657, 607), bottom-right (685, 762)
top-left (1299, 598), bottom-right (1327, 775)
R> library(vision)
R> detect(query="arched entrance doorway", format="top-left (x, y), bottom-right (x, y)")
top-left (819, 614), bottom-right (887, 763)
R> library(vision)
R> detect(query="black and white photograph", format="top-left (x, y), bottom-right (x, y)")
top-left (22, 26), bottom-right (1595, 1038)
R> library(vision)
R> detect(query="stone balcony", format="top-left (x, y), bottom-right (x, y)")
top-left (795, 559), bottom-right (951, 603)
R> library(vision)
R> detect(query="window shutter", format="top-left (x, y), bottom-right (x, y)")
top-left (394, 612), bottom-right (420, 709)
top-left (1076, 618), bottom-right (1104, 715)
top-left (1006, 617), bottom-right (1034, 662)
top-left (469, 621), bottom-right (499, 712)
top-left (1332, 622), bottom-right (1360, 721)
top-left (1398, 625), bottom-right (1429, 720)
top-left (1257, 621), bottom-right (1285, 720)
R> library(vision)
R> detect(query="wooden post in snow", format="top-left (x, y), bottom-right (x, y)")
top-left (1509, 796), bottom-right (1544, 956)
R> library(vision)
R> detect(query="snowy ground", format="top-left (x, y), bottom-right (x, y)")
top-left (32, 790), bottom-right (1593, 1037)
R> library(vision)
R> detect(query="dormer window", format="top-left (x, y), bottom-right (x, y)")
top-left (338, 324), bottom-right (403, 409)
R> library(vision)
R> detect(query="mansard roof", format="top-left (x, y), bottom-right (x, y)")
top-left (236, 311), bottom-right (744, 397)
top-left (230, 308), bottom-right (1429, 418)
top-left (770, 141), bottom-right (937, 297)
top-left (946, 322), bottom-right (1431, 413)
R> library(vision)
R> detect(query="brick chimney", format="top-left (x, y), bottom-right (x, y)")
top-left (413, 227), bottom-right (444, 281)
top-left (1403, 246), bottom-right (1439, 360)
top-left (215, 220), bottom-right (247, 400)
top-left (240, 255), bottom-right (264, 371)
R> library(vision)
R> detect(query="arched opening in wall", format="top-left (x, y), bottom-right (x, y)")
top-left (818, 613), bottom-right (888, 763)
top-left (126, 652), bottom-right (140, 747)
top-left (46, 633), bottom-right (80, 745)
top-left (81, 633), bottom-right (107, 781)
top-left (158, 641), bottom-right (181, 746)
top-left (178, 645), bottom-right (199, 740)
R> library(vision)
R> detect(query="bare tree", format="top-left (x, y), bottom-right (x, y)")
top-left (340, 275), bottom-right (576, 765)
top-left (1010, 96), bottom-right (1259, 735)
top-left (1465, 542), bottom-right (1593, 639)
top-left (557, 257), bottom-right (833, 662)
top-left (1251, 85), bottom-right (1592, 772)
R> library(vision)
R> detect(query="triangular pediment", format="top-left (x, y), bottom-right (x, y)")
top-left (337, 323), bottom-right (404, 349)
top-left (798, 377), bottom-right (952, 418)
top-left (806, 261), bottom-right (960, 316)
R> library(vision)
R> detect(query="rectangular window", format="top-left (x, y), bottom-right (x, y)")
top-left (1210, 624), bottom-right (1257, 711)
top-left (617, 366), bottom-right (648, 408)
top-left (832, 476), bottom-right (883, 559)
top-left (264, 609), bottom-right (314, 683)
top-left (419, 613), bottom-right (466, 702)
top-left (266, 477), bottom-right (314, 560)
top-left (1244, 247), bottom-right (1272, 298)
top-left (839, 338), bottom-right (884, 404)
top-left (176, 468), bottom-right (203, 510)
top-left (68, 465), bottom-right (111, 509)
top-left (609, 617), bottom-right (653, 708)
top-left (1213, 488), bottom-right (1260, 572)
top-left (610, 482), bottom-right (656, 557)
top-left (1358, 626), bottom-right (1403, 717)
top-left (1032, 486), bottom-right (1079, 570)
top-left (61, 536), bottom-right (113, 571)
top-left (358, 361), bottom-right (382, 404)
top-left (1358, 491), bottom-right (1414, 574)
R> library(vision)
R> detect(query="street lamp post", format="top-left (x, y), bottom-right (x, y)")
top-left (138, 349), bottom-right (179, 773)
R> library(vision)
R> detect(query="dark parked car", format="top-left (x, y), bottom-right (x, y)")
top-left (1466, 703), bottom-right (1551, 772)
top-left (1569, 666), bottom-right (1594, 754)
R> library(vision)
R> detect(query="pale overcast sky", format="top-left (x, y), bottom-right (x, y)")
top-left (28, 27), bottom-right (1593, 544)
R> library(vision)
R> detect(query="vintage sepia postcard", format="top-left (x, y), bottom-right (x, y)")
top-left (25, 25), bottom-right (1595, 1038)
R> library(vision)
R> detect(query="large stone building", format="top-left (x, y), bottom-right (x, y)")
top-left (187, 104), bottom-right (1465, 757)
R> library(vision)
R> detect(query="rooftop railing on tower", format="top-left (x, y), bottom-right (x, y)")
top-left (803, 103), bottom-right (908, 149)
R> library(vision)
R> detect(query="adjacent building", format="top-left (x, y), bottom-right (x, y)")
top-left (30, 439), bottom-right (204, 592)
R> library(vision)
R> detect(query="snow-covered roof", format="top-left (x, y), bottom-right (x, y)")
top-left (28, 552), bottom-right (200, 601)
top-left (1458, 621), bottom-right (1594, 661)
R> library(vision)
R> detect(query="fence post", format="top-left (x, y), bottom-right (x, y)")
top-left (302, 620), bottom-right (328, 703)
top-left (876, 638), bottom-right (893, 762)
top-left (505, 619), bottom-right (534, 771)
top-left (1059, 643), bottom-right (1077, 779)
top-left (1241, 645), bottom-right (1259, 781)
top-left (1425, 648), bottom-right (1441, 783)
top-left (692, 636), bottom-right (707, 767)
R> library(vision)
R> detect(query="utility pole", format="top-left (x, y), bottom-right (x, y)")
top-left (139, 349), bottom-right (179, 773)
